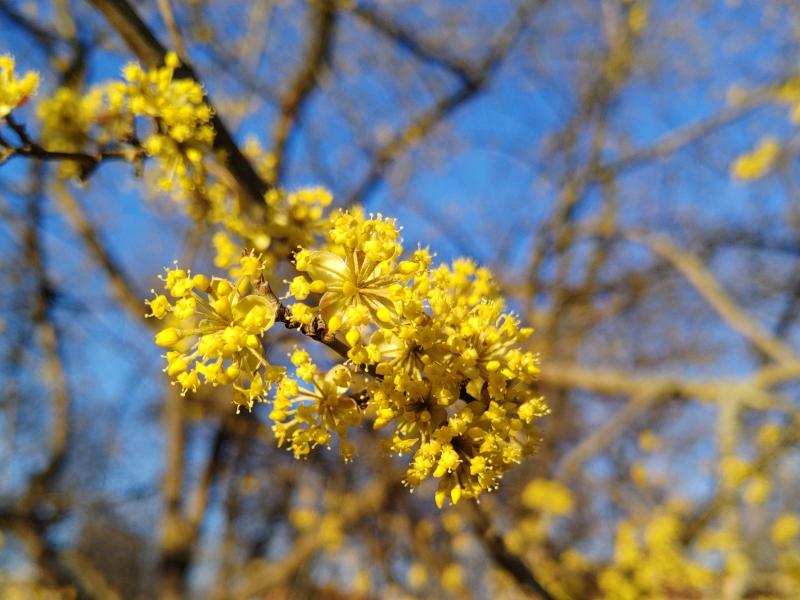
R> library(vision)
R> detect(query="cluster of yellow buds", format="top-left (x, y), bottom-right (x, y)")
top-left (36, 85), bottom-right (133, 168)
top-left (37, 88), bottom-right (101, 159)
top-left (119, 52), bottom-right (213, 196)
top-left (203, 186), bottom-right (337, 282)
top-left (266, 186), bottom-right (334, 251)
top-left (0, 55), bottom-right (39, 119)
top-left (598, 513), bottom-right (713, 598)
top-left (147, 254), bottom-right (283, 411)
top-left (366, 260), bottom-right (547, 507)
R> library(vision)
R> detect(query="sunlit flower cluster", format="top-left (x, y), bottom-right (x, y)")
top-left (271, 350), bottom-right (362, 460)
top-left (148, 254), bottom-right (283, 411)
top-left (282, 208), bottom-right (548, 506)
top-left (0, 55), bottom-right (39, 119)
top-left (266, 185), bottom-right (334, 251)
top-left (598, 513), bottom-right (713, 599)
top-left (37, 88), bottom-right (100, 165)
top-left (119, 52), bottom-right (214, 197)
top-left (148, 204), bottom-right (547, 506)
top-left (36, 86), bottom-right (132, 178)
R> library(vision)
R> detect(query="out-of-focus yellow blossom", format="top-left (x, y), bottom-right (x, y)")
top-left (730, 137), bottom-right (780, 180)
top-left (756, 421), bottom-right (782, 449)
top-left (599, 514), bottom-right (714, 599)
top-left (521, 478), bottom-right (574, 516)
top-left (406, 562), bottom-right (428, 590)
top-left (0, 55), bottom-right (39, 118)
top-left (775, 77), bottom-right (800, 123)
top-left (440, 563), bottom-right (464, 594)
top-left (266, 185), bottom-right (333, 249)
top-left (120, 52), bottom-right (214, 198)
top-left (289, 507), bottom-right (317, 530)
top-left (212, 230), bottom-right (240, 269)
top-left (639, 430), bottom-right (660, 453)
top-left (36, 86), bottom-right (132, 178)
top-left (318, 513), bottom-right (345, 550)
top-left (242, 136), bottom-right (277, 182)
top-left (627, 3), bottom-right (648, 34)
top-left (772, 514), bottom-right (800, 547)
top-left (743, 474), bottom-right (771, 505)
top-left (147, 254), bottom-right (283, 410)
top-left (630, 462), bottom-right (649, 488)
top-left (720, 455), bottom-right (750, 487)
top-left (505, 515), bottom-right (548, 553)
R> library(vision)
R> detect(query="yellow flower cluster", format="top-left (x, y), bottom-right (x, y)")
top-left (270, 350), bottom-right (362, 460)
top-left (120, 52), bottom-right (213, 197)
top-left (521, 478), bottom-right (575, 516)
top-left (285, 209), bottom-right (548, 506)
top-left (37, 88), bottom-right (100, 163)
top-left (148, 254), bottom-right (283, 411)
top-left (0, 55), bottom-right (39, 119)
top-left (35, 86), bottom-right (132, 178)
top-left (266, 185), bottom-right (333, 250)
top-left (149, 201), bottom-right (547, 506)
top-left (288, 209), bottom-right (416, 337)
top-left (772, 513), bottom-right (800, 547)
top-left (598, 514), bottom-right (714, 599)
top-left (208, 186), bottom-right (334, 284)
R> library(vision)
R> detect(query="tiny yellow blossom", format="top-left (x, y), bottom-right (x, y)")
top-left (730, 137), bottom-right (780, 180)
top-left (522, 478), bottom-right (575, 516)
top-left (772, 514), bottom-right (800, 547)
top-left (0, 55), bottom-right (39, 118)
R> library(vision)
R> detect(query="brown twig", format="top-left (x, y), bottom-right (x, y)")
top-left (344, 0), bottom-right (543, 206)
top-left (270, 0), bottom-right (337, 184)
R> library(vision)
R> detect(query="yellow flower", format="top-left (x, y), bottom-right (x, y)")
top-left (121, 52), bottom-right (214, 201)
top-left (772, 513), bottom-right (800, 547)
top-left (0, 55), bottom-right (39, 118)
top-left (730, 137), bottom-right (780, 180)
top-left (300, 250), bottom-right (399, 327)
top-left (522, 478), bottom-right (575, 516)
top-left (145, 207), bottom-right (548, 507)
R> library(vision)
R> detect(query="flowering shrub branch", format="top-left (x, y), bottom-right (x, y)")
top-left (1, 51), bottom-right (548, 508)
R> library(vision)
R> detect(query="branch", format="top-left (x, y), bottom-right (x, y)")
top-left (22, 165), bottom-right (70, 491)
top-left (0, 115), bottom-right (137, 180)
top-left (52, 181), bottom-right (149, 325)
top-left (628, 232), bottom-right (798, 366)
top-left (350, 3), bottom-right (478, 86)
top-left (270, 0), bottom-right (336, 184)
top-left (539, 360), bottom-right (800, 407)
top-left (233, 477), bottom-right (392, 598)
top-left (344, 0), bottom-right (542, 205)
top-left (465, 501), bottom-right (560, 600)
